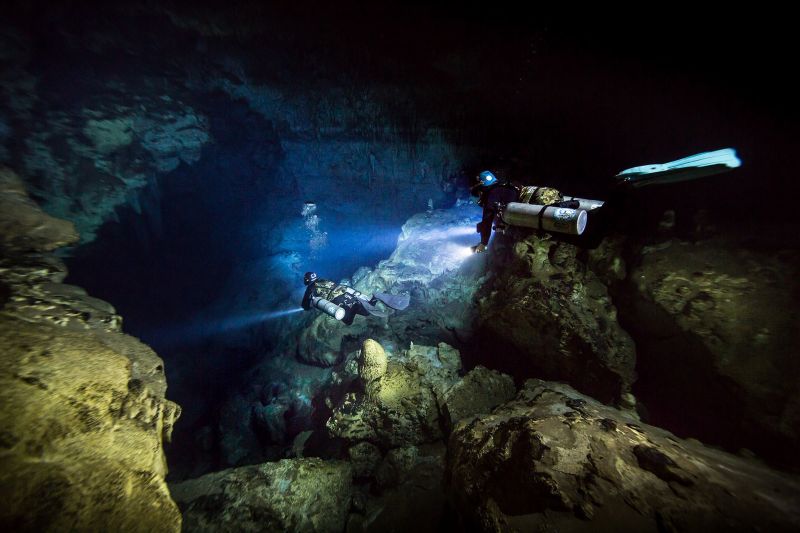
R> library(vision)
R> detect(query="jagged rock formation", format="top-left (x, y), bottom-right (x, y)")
top-left (322, 339), bottom-right (516, 531)
top-left (447, 379), bottom-right (800, 532)
top-left (475, 231), bottom-right (636, 404)
top-left (0, 168), bottom-right (181, 531)
top-left (170, 458), bottom-right (353, 533)
top-left (441, 365), bottom-right (516, 430)
top-left (358, 338), bottom-right (388, 385)
top-left (325, 342), bottom-right (457, 447)
top-left (297, 202), bottom-right (486, 367)
top-left (623, 236), bottom-right (800, 467)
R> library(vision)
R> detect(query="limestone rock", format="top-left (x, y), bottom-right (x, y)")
top-left (447, 379), bottom-right (800, 531)
top-left (475, 232), bottom-right (635, 403)
top-left (0, 167), bottom-right (78, 253)
top-left (359, 338), bottom-right (388, 385)
top-left (375, 446), bottom-right (419, 489)
top-left (0, 176), bottom-right (181, 531)
top-left (628, 238), bottom-right (800, 466)
top-left (346, 443), bottom-right (447, 533)
top-left (442, 366), bottom-right (516, 428)
top-left (171, 458), bottom-right (353, 533)
top-left (0, 306), bottom-right (181, 532)
top-left (348, 441), bottom-right (382, 478)
top-left (327, 362), bottom-right (442, 447)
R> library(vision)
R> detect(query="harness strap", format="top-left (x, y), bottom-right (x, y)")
top-left (537, 205), bottom-right (549, 231)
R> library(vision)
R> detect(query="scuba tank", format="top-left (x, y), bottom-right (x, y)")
top-left (501, 202), bottom-right (588, 235)
top-left (312, 297), bottom-right (346, 321)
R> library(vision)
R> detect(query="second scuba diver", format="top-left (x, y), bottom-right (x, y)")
top-left (301, 272), bottom-right (410, 325)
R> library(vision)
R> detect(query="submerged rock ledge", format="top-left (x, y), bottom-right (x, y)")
top-left (0, 167), bottom-right (182, 531)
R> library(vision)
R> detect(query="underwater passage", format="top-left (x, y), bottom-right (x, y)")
top-left (2, 2), bottom-right (799, 530)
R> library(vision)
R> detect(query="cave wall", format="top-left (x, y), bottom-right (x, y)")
top-left (0, 167), bottom-right (182, 531)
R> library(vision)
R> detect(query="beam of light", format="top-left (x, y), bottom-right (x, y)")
top-left (217, 307), bottom-right (304, 332)
top-left (143, 307), bottom-right (305, 350)
top-left (413, 225), bottom-right (476, 241)
top-left (403, 221), bottom-right (482, 273)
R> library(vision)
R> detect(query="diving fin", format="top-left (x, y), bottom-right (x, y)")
top-left (616, 148), bottom-right (742, 188)
top-left (372, 292), bottom-right (410, 311)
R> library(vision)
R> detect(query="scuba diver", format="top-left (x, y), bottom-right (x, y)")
top-left (470, 170), bottom-right (520, 253)
top-left (301, 272), bottom-right (410, 326)
top-left (469, 149), bottom-right (742, 251)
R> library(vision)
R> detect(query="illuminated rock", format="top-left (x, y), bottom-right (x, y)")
top-left (171, 458), bottom-right (353, 533)
top-left (0, 172), bottom-right (181, 531)
top-left (442, 366), bottom-right (516, 429)
top-left (627, 237), bottom-right (800, 466)
top-left (358, 338), bottom-right (388, 386)
top-left (475, 232), bottom-right (636, 404)
top-left (447, 379), bottom-right (800, 531)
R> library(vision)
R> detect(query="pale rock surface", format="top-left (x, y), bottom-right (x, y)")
top-left (0, 171), bottom-right (181, 531)
top-left (447, 379), bottom-right (800, 532)
top-left (171, 458), bottom-right (353, 533)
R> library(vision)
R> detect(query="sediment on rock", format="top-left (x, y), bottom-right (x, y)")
top-left (0, 168), bottom-right (182, 531)
top-left (447, 379), bottom-right (800, 532)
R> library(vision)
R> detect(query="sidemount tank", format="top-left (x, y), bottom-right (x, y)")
top-left (312, 297), bottom-right (346, 320)
top-left (501, 202), bottom-right (588, 235)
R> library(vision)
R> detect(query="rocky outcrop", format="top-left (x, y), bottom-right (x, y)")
top-left (170, 458), bottom-right (353, 533)
top-left (441, 366), bottom-right (516, 429)
top-left (347, 443), bottom-right (448, 533)
top-left (0, 166), bottom-right (78, 253)
top-left (0, 169), bottom-right (181, 531)
top-left (447, 379), bottom-right (800, 532)
top-left (326, 340), bottom-right (470, 448)
top-left (297, 202), bottom-right (486, 367)
top-left (624, 237), bottom-right (800, 467)
top-left (475, 231), bottom-right (636, 404)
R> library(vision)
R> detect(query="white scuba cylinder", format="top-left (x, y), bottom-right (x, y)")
top-left (501, 202), bottom-right (588, 235)
top-left (312, 297), bottom-right (346, 321)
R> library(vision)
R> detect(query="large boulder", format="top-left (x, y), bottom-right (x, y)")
top-left (441, 366), bottom-right (516, 429)
top-left (0, 167), bottom-right (78, 253)
top-left (447, 379), bottom-right (800, 531)
top-left (326, 341), bottom-right (465, 448)
top-left (171, 458), bottom-right (353, 533)
top-left (626, 238), bottom-right (800, 467)
top-left (475, 232), bottom-right (636, 404)
top-left (0, 172), bottom-right (181, 531)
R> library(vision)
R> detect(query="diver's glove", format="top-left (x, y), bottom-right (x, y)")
top-left (471, 243), bottom-right (487, 254)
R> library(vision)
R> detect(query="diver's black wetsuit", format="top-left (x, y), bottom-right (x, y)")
top-left (302, 279), bottom-right (370, 325)
top-left (472, 181), bottom-right (520, 245)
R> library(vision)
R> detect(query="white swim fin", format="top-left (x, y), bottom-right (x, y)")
top-left (616, 148), bottom-right (742, 188)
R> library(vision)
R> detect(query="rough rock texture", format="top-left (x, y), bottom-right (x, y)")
top-left (475, 231), bottom-right (636, 404)
top-left (0, 167), bottom-right (78, 253)
top-left (447, 379), bottom-right (800, 532)
top-left (348, 441), bottom-right (382, 478)
top-left (347, 443), bottom-right (448, 533)
top-left (358, 338), bottom-right (388, 385)
top-left (441, 365), bottom-right (516, 429)
top-left (297, 203), bottom-right (486, 367)
top-left (170, 458), bottom-right (353, 533)
top-left (0, 171), bottom-right (181, 531)
top-left (625, 237), bottom-right (800, 466)
top-left (326, 341), bottom-right (466, 448)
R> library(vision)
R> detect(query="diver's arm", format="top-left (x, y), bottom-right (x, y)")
top-left (301, 285), bottom-right (313, 310)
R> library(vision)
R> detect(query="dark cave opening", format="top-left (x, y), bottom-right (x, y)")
top-left (3, 6), bottom-right (800, 528)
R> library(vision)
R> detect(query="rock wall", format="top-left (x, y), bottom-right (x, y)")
top-left (447, 379), bottom-right (800, 532)
top-left (621, 235), bottom-right (800, 468)
top-left (474, 231), bottom-right (636, 404)
top-left (171, 458), bottom-right (353, 533)
top-left (0, 167), bottom-right (181, 531)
